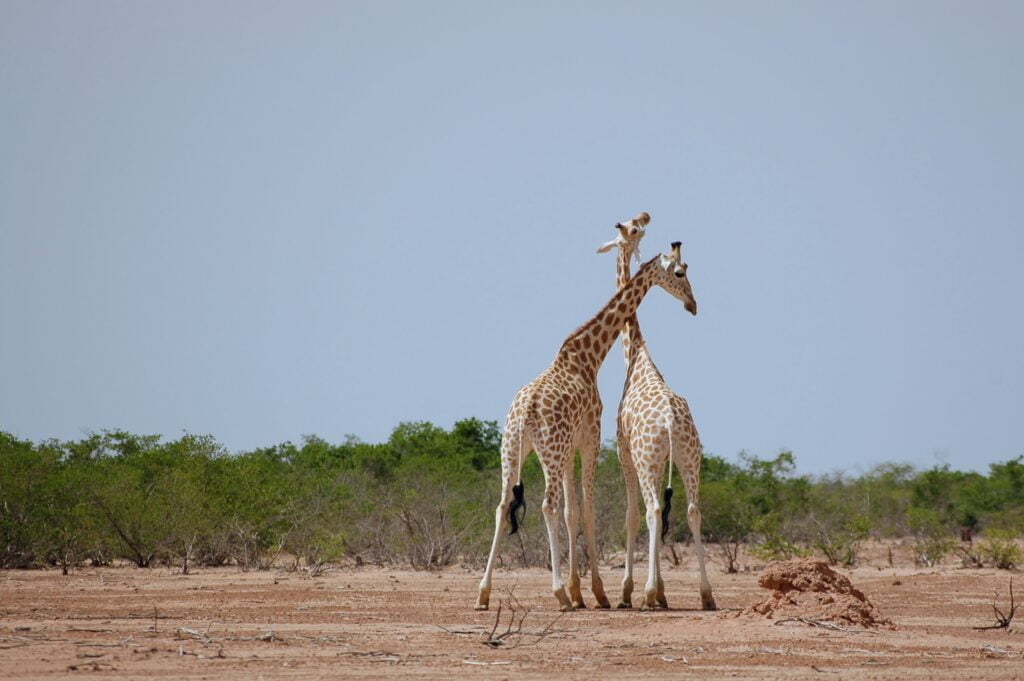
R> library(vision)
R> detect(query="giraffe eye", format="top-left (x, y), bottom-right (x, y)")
top-left (674, 270), bottom-right (684, 278)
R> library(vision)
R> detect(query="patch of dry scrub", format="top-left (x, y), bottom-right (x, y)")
top-left (739, 557), bottom-right (892, 628)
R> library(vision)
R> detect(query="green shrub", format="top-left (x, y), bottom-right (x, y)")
top-left (908, 507), bottom-right (956, 567)
top-left (811, 513), bottom-right (870, 567)
top-left (749, 512), bottom-right (809, 561)
top-left (978, 529), bottom-right (1022, 570)
top-left (3, 425), bottom-right (1024, 575)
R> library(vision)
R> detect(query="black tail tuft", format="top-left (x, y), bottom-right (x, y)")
top-left (660, 487), bottom-right (674, 542)
top-left (508, 481), bottom-right (526, 535)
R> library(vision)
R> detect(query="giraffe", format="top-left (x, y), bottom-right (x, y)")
top-left (596, 215), bottom-right (717, 611)
top-left (476, 241), bottom-right (699, 612)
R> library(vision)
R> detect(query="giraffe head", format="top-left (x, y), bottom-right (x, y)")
top-left (596, 211), bottom-right (650, 264)
top-left (654, 241), bottom-right (697, 315)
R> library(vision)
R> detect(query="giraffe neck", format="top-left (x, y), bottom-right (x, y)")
top-left (560, 257), bottom-right (659, 377)
top-left (616, 246), bottom-right (648, 370)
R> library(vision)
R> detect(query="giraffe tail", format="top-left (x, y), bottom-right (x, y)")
top-left (507, 402), bottom-right (532, 535)
top-left (661, 487), bottom-right (673, 541)
top-left (661, 416), bottom-right (675, 542)
top-left (508, 481), bottom-right (526, 535)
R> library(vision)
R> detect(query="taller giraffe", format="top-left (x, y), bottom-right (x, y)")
top-left (597, 216), bottom-right (716, 611)
top-left (476, 243), bottom-right (699, 611)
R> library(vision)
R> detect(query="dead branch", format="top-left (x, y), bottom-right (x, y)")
top-left (177, 627), bottom-right (213, 646)
top-left (773, 617), bottom-right (869, 633)
top-left (973, 578), bottom-right (1018, 630)
top-left (480, 587), bottom-right (567, 649)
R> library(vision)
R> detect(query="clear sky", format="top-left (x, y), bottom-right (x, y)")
top-left (2, 2), bottom-right (1021, 475)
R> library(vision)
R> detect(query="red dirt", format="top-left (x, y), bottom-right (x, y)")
top-left (1, 544), bottom-right (1022, 680)
top-left (740, 557), bottom-right (893, 627)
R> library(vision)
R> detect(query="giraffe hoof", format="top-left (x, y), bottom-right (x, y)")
top-left (474, 603), bottom-right (489, 611)
top-left (595, 597), bottom-right (611, 609)
top-left (702, 597), bottom-right (718, 611)
top-left (553, 587), bottom-right (574, 611)
top-left (616, 601), bottom-right (632, 609)
top-left (572, 600), bottom-right (587, 609)
top-left (656, 597), bottom-right (668, 609)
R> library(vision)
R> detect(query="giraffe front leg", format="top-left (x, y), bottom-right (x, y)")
top-left (562, 472), bottom-right (586, 609)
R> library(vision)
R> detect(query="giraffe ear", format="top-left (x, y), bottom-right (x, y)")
top-left (635, 211), bottom-right (651, 227)
top-left (596, 239), bottom-right (618, 254)
top-left (659, 253), bottom-right (674, 269)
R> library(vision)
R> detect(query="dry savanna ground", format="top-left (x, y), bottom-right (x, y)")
top-left (1, 543), bottom-right (1022, 680)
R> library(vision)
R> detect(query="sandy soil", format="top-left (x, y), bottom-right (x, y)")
top-left (1, 549), bottom-right (1022, 680)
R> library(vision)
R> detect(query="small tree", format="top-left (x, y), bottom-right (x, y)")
top-left (978, 529), bottom-right (1022, 570)
top-left (37, 445), bottom-right (103, 574)
top-left (700, 477), bottom-right (757, 573)
top-left (804, 476), bottom-right (871, 566)
top-left (908, 507), bottom-right (956, 567)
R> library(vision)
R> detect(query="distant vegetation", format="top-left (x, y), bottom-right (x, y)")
top-left (1, 422), bottom-right (1021, 573)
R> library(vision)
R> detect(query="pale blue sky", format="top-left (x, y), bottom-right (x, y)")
top-left (2, 2), bottom-right (1021, 474)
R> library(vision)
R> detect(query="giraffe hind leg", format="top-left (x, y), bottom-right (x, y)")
top-left (639, 469), bottom-right (664, 611)
top-left (617, 432), bottom-right (639, 609)
top-left (656, 482), bottom-right (671, 607)
top-left (476, 423), bottom-right (527, 610)
top-left (477, 481), bottom-right (514, 610)
top-left (679, 445), bottom-right (716, 610)
top-left (535, 442), bottom-right (574, 611)
top-left (563, 468), bottom-right (586, 608)
top-left (580, 444), bottom-right (610, 608)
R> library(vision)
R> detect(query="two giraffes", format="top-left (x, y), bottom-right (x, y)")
top-left (476, 212), bottom-right (716, 613)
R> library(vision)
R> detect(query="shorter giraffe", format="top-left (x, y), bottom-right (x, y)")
top-left (477, 243), bottom-right (699, 612)
top-left (597, 218), bottom-right (716, 611)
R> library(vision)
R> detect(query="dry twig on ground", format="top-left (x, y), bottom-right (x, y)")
top-left (480, 587), bottom-right (566, 649)
top-left (773, 617), bottom-right (871, 633)
top-left (973, 578), bottom-right (1018, 631)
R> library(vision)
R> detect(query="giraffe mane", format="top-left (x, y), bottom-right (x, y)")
top-left (559, 254), bottom-right (661, 349)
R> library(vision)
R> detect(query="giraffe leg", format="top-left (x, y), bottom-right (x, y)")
top-left (476, 424), bottom-right (525, 610)
top-left (539, 456), bottom-right (573, 611)
top-left (562, 468), bottom-right (586, 609)
top-left (617, 432), bottom-right (638, 609)
top-left (580, 447), bottom-right (610, 608)
top-left (476, 485), bottom-right (511, 610)
top-left (680, 453), bottom-right (717, 611)
top-left (655, 459), bottom-right (668, 609)
top-left (638, 464), bottom-right (664, 611)
top-left (656, 574), bottom-right (668, 609)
